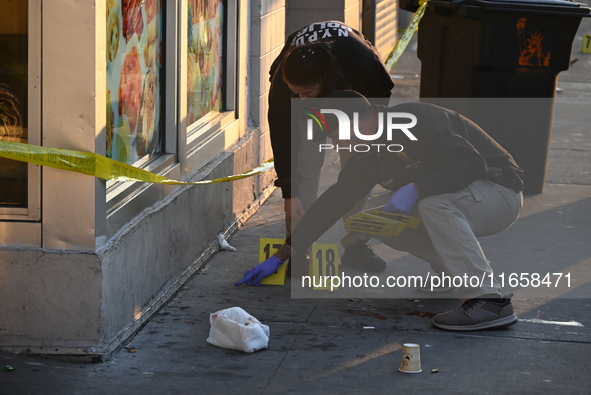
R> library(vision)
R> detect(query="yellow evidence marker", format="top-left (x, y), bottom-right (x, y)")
top-left (309, 243), bottom-right (340, 290)
top-left (583, 34), bottom-right (591, 54)
top-left (259, 238), bottom-right (287, 285)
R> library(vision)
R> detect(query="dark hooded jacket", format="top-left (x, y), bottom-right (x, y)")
top-left (268, 21), bottom-right (395, 198)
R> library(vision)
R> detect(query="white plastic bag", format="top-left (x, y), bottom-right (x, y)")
top-left (206, 307), bottom-right (270, 353)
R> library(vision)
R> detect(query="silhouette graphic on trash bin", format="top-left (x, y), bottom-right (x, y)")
top-left (517, 17), bottom-right (550, 66)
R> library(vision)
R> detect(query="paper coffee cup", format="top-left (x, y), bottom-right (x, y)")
top-left (399, 343), bottom-right (422, 373)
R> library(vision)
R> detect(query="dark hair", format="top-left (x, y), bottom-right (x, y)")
top-left (281, 42), bottom-right (349, 97)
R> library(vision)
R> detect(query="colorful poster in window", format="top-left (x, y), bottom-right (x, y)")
top-left (187, 0), bottom-right (224, 125)
top-left (106, 0), bottom-right (163, 164)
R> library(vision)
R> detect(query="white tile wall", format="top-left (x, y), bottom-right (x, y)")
top-left (250, 0), bottom-right (286, 137)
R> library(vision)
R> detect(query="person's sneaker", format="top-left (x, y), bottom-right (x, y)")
top-left (416, 273), bottom-right (457, 293)
top-left (340, 241), bottom-right (386, 273)
top-left (431, 296), bottom-right (518, 331)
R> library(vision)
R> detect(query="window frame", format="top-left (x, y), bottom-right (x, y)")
top-left (0, 0), bottom-right (41, 227)
top-left (105, 0), bottom-right (177, 234)
top-left (0, 0), bottom-right (241, 242)
top-left (105, 0), bottom-right (239, 239)
top-left (179, 0), bottom-right (238, 176)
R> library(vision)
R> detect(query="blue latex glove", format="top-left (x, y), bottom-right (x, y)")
top-left (383, 183), bottom-right (420, 213)
top-left (235, 255), bottom-right (284, 286)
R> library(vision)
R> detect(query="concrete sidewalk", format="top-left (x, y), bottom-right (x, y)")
top-left (2, 185), bottom-right (589, 394)
top-left (2, 20), bottom-right (591, 395)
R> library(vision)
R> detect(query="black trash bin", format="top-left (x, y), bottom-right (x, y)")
top-left (401, 0), bottom-right (591, 194)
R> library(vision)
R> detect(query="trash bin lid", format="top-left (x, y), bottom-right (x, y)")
top-left (428, 0), bottom-right (591, 15)
top-left (473, 0), bottom-right (585, 5)
top-left (470, 0), bottom-right (591, 15)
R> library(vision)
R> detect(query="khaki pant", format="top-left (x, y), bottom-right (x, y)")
top-left (370, 179), bottom-right (523, 299)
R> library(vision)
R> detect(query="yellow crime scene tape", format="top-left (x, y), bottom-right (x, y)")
top-left (385, 0), bottom-right (429, 70)
top-left (0, 7), bottom-right (428, 185)
top-left (0, 140), bottom-right (274, 185)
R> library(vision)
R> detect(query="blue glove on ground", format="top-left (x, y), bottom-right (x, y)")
top-left (383, 183), bottom-right (420, 213)
top-left (235, 255), bottom-right (284, 286)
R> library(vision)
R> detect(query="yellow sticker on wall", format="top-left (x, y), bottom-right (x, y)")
top-left (309, 243), bottom-right (339, 290)
top-left (258, 238), bottom-right (287, 285)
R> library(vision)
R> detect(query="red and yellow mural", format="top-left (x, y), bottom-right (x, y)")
top-left (187, 0), bottom-right (225, 125)
top-left (106, 0), bottom-right (163, 164)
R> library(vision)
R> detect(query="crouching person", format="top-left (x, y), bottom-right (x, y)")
top-left (237, 91), bottom-right (524, 332)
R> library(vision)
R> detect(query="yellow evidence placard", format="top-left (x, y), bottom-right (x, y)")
top-left (583, 34), bottom-right (591, 54)
top-left (258, 238), bottom-right (287, 285)
top-left (309, 243), bottom-right (340, 290)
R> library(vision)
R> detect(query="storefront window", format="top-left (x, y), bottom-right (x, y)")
top-left (187, 0), bottom-right (225, 126)
top-left (106, 0), bottom-right (164, 165)
top-left (0, 0), bottom-right (28, 206)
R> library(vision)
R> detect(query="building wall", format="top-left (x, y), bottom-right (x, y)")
top-left (249, 0), bottom-right (286, 189)
top-left (0, 0), bottom-right (279, 358)
top-left (1, 0), bottom-right (387, 359)
top-left (0, 249), bottom-right (102, 354)
top-left (364, 0), bottom-right (398, 60)
top-left (97, 136), bottom-right (272, 356)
